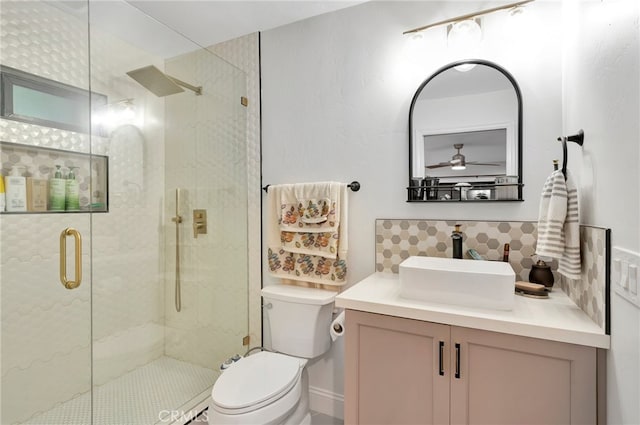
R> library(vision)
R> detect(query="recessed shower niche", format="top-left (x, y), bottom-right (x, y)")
top-left (0, 141), bottom-right (109, 213)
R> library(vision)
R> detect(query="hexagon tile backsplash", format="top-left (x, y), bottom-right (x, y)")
top-left (375, 219), bottom-right (609, 331)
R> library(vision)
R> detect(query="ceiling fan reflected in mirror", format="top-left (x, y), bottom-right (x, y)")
top-left (426, 144), bottom-right (502, 170)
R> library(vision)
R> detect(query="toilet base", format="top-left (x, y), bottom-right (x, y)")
top-left (281, 369), bottom-right (309, 425)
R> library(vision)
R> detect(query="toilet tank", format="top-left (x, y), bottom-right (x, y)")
top-left (262, 285), bottom-right (336, 358)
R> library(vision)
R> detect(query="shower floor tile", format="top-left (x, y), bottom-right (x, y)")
top-left (22, 356), bottom-right (217, 425)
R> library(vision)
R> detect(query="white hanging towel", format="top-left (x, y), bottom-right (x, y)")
top-left (536, 170), bottom-right (581, 280)
top-left (266, 182), bottom-right (349, 286)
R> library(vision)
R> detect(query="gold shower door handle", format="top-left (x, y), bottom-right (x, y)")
top-left (59, 228), bottom-right (82, 290)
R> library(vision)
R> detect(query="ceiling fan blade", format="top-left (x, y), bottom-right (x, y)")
top-left (426, 162), bottom-right (451, 169)
top-left (466, 161), bottom-right (502, 166)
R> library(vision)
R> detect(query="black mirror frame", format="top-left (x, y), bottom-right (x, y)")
top-left (408, 59), bottom-right (523, 202)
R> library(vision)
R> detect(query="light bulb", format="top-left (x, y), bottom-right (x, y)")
top-left (447, 19), bottom-right (482, 69)
top-left (448, 19), bottom-right (482, 48)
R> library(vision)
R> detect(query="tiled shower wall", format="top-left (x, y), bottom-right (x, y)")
top-left (0, 3), bottom-right (165, 423)
top-left (162, 49), bottom-right (249, 369)
top-left (375, 219), bottom-right (608, 330)
top-left (208, 33), bottom-right (262, 349)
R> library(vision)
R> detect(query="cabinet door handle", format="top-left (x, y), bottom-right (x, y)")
top-left (439, 341), bottom-right (445, 376)
top-left (455, 343), bottom-right (461, 379)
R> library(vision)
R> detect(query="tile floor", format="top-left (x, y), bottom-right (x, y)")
top-left (21, 357), bottom-right (216, 425)
top-left (311, 411), bottom-right (343, 425)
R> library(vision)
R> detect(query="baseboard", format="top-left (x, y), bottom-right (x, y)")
top-left (308, 386), bottom-right (344, 420)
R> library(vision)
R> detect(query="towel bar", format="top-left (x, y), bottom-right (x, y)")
top-left (557, 129), bottom-right (584, 178)
top-left (263, 181), bottom-right (361, 193)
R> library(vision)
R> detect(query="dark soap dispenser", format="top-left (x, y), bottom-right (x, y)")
top-left (452, 224), bottom-right (463, 259)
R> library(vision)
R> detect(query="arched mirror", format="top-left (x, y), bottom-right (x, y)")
top-left (408, 59), bottom-right (523, 202)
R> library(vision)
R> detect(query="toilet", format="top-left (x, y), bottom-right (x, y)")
top-left (208, 284), bottom-right (336, 425)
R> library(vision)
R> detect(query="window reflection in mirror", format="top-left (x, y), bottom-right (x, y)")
top-left (408, 60), bottom-right (522, 202)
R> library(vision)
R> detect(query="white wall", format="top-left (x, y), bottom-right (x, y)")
top-left (261, 0), bottom-right (564, 414)
top-left (562, 1), bottom-right (640, 423)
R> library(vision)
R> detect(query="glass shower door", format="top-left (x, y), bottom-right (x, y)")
top-left (0, 1), bottom-right (93, 424)
top-left (0, 1), bottom-right (249, 423)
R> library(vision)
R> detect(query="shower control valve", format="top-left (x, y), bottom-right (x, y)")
top-left (193, 209), bottom-right (207, 238)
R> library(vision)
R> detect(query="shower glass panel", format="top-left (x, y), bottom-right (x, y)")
top-left (0, 1), bottom-right (248, 424)
top-left (88, 2), bottom-right (248, 424)
top-left (0, 1), bottom-right (93, 424)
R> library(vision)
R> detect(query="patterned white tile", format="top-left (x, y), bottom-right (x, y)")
top-left (162, 47), bottom-right (249, 370)
top-left (208, 33), bottom-right (262, 348)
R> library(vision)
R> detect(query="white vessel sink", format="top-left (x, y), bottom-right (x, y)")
top-left (399, 256), bottom-right (515, 311)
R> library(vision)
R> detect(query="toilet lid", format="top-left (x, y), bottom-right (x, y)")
top-left (212, 351), bottom-right (304, 411)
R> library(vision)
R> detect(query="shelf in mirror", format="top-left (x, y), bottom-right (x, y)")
top-left (406, 182), bottom-right (524, 202)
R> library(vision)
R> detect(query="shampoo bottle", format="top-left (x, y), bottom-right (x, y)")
top-left (26, 168), bottom-right (48, 212)
top-left (65, 166), bottom-right (80, 211)
top-left (5, 165), bottom-right (27, 212)
top-left (0, 174), bottom-right (5, 212)
top-left (49, 165), bottom-right (66, 211)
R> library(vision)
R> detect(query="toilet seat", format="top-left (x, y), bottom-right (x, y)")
top-left (211, 351), bottom-right (307, 415)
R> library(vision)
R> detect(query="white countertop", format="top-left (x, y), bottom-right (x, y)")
top-left (335, 272), bottom-right (610, 349)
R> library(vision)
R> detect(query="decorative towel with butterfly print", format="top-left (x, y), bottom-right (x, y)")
top-left (267, 182), bottom-right (348, 286)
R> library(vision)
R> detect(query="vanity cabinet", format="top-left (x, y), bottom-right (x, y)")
top-left (344, 310), bottom-right (597, 425)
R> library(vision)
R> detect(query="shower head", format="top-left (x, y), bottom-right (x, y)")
top-left (126, 65), bottom-right (202, 97)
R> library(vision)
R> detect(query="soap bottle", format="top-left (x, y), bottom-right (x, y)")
top-left (451, 224), bottom-right (463, 259)
top-left (49, 165), bottom-right (66, 211)
top-left (65, 166), bottom-right (80, 211)
top-left (5, 165), bottom-right (27, 212)
top-left (26, 168), bottom-right (48, 212)
top-left (0, 173), bottom-right (5, 212)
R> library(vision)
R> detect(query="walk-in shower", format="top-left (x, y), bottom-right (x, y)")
top-left (0, 1), bottom-right (248, 424)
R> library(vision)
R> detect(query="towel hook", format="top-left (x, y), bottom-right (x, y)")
top-left (556, 129), bottom-right (584, 178)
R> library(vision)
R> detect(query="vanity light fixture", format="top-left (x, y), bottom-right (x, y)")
top-left (447, 19), bottom-right (482, 47)
top-left (447, 19), bottom-right (483, 70)
top-left (403, 0), bottom-right (534, 37)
